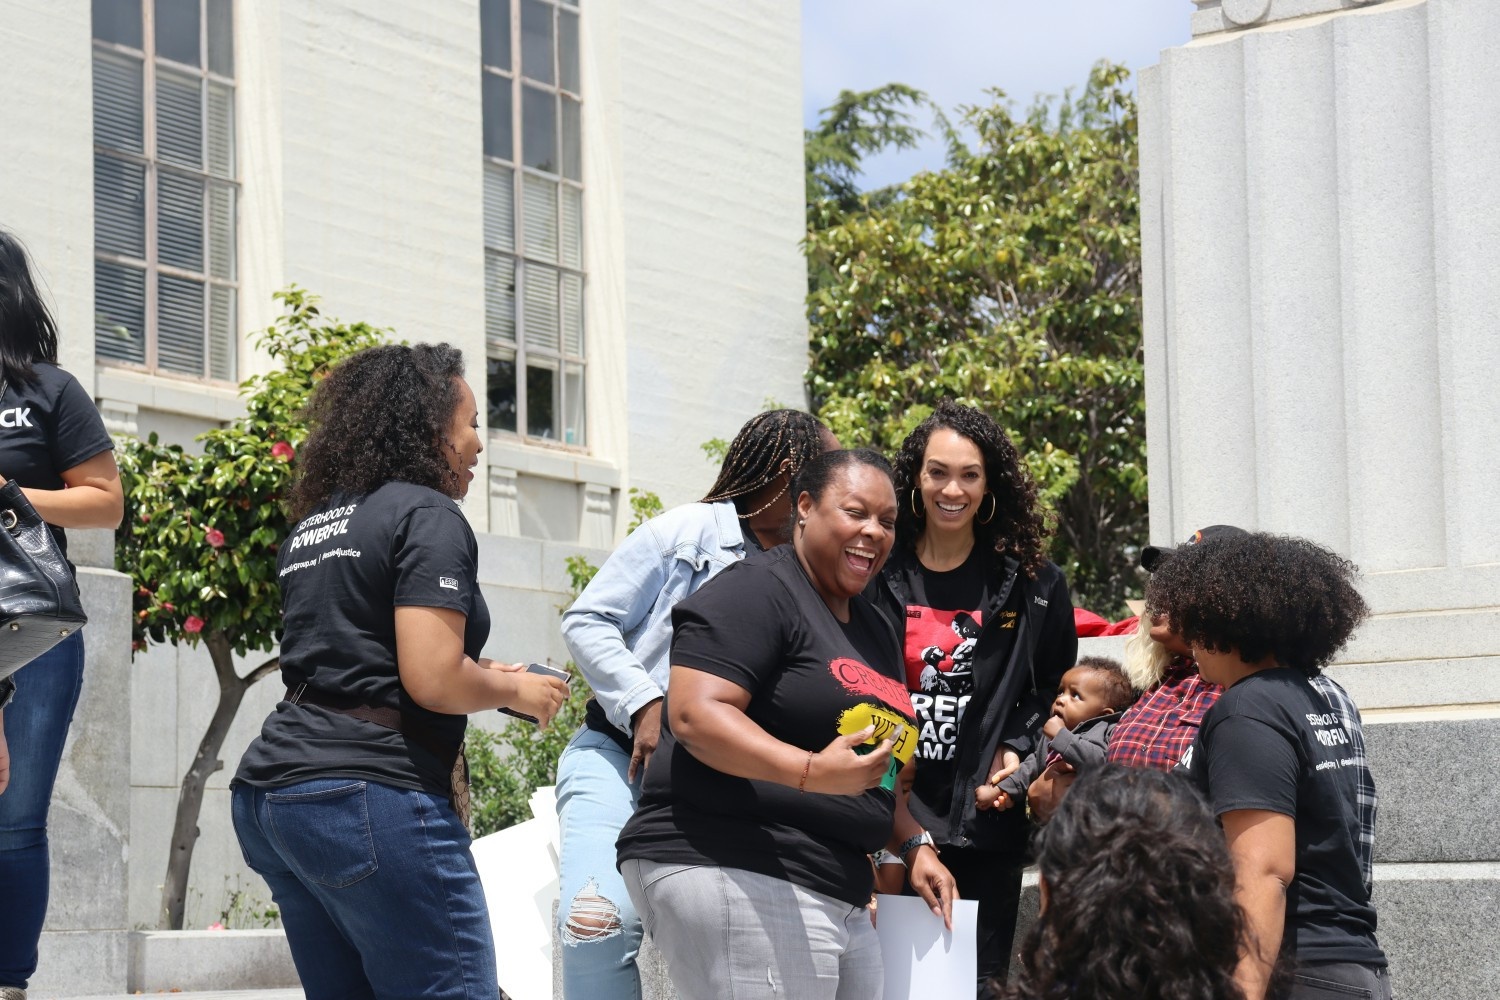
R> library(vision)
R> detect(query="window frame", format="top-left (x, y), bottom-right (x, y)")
top-left (92, 0), bottom-right (240, 383)
top-left (483, 0), bottom-right (586, 449)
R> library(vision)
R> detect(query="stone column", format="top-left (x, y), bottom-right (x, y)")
top-left (30, 530), bottom-right (134, 997)
top-left (1141, 2), bottom-right (1500, 994)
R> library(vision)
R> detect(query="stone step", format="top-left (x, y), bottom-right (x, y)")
top-left (52, 992), bottom-right (304, 1000)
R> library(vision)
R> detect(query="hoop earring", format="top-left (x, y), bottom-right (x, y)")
top-left (976, 492), bottom-right (997, 525)
top-left (910, 489), bottom-right (925, 518)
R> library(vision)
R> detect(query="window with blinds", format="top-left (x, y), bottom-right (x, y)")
top-left (482, 0), bottom-right (585, 446)
top-left (92, 0), bottom-right (238, 382)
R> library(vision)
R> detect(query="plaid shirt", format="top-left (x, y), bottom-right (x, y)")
top-left (1106, 656), bottom-right (1222, 771)
top-left (1310, 674), bottom-right (1377, 897)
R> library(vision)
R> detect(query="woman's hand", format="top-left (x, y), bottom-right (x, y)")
top-left (805, 726), bottom-right (893, 795)
top-left (906, 845), bottom-right (960, 930)
top-left (986, 746), bottom-right (1022, 786)
top-left (499, 670), bottom-right (570, 729)
top-left (1026, 760), bottom-right (1077, 823)
top-left (628, 698), bottom-right (664, 783)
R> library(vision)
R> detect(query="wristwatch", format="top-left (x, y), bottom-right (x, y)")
top-left (898, 830), bottom-right (936, 859)
top-left (0, 675), bottom-right (15, 711)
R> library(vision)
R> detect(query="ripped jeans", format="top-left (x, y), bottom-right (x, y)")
top-left (555, 726), bottom-right (643, 1000)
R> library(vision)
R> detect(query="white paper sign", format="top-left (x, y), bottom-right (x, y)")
top-left (874, 894), bottom-right (979, 1000)
top-left (472, 815), bottom-right (559, 1000)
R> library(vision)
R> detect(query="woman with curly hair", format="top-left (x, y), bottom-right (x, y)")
top-left (232, 343), bottom-right (568, 999)
top-left (871, 400), bottom-right (1076, 993)
top-left (1002, 764), bottom-right (1245, 1000)
top-left (1152, 532), bottom-right (1389, 1000)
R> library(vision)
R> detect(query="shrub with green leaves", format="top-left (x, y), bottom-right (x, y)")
top-left (806, 63), bottom-right (1146, 613)
top-left (115, 287), bottom-right (386, 928)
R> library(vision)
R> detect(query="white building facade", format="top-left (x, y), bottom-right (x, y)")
top-left (0, 1), bottom-right (808, 993)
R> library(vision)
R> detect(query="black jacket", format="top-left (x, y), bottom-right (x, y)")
top-left (872, 548), bottom-right (1076, 854)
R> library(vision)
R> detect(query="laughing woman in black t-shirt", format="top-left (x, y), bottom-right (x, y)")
top-left (617, 449), bottom-right (929, 1000)
top-left (0, 230), bottom-right (123, 997)
top-left (231, 344), bottom-right (567, 1000)
top-left (1152, 532), bottom-right (1390, 1000)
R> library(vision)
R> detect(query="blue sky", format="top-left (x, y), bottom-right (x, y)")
top-left (802, 1), bottom-right (1194, 190)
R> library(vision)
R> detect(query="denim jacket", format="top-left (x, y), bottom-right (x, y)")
top-left (561, 500), bottom-right (748, 736)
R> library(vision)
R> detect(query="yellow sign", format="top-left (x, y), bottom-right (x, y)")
top-left (838, 703), bottom-right (917, 791)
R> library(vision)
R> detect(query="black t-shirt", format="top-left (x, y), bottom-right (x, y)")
top-left (0, 363), bottom-right (115, 558)
top-left (616, 545), bottom-right (916, 906)
top-left (234, 482), bottom-right (490, 796)
top-left (1178, 668), bottom-right (1384, 966)
top-left (901, 547), bottom-right (1019, 767)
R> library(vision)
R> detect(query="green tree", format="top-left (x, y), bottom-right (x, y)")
top-left (805, 63), bottom-right (1146, 613)
top-left (116, 288), bottom-right (385, 928)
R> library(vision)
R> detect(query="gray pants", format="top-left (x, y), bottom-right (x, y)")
top-left (620, 859), bottom-right (883, 1000)
top-left (1288, 961), bottom-right (1393, 1000)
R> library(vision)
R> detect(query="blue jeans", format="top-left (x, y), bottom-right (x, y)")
top-left (555, 726), bottom-right (643, 1000)
top-left (0, 631), bottom-right (86, 989)
top-left (231, 777), bottom-right (499, 1000)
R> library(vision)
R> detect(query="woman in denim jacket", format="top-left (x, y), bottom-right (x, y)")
top-left (556, 410), bottom-right (834, 999)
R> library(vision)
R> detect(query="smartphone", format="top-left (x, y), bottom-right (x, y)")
top-left (498, 662), bottom-right (571, 724)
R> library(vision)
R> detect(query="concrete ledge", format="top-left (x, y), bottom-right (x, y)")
top-left (1367, 716), bottom-right (1500, 863)
top-left (128, 930), bottom-right (300, 993)
top-left (1372, 862), bottom-right (1500, 1000)
top-left (31, 930), bottom-right (128, 998)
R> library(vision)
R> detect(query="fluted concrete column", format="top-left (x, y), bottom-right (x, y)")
top-left (1141, 0), bottom-right (1500, 710)
top-left (1142, 3), bottom-right (1500, 994)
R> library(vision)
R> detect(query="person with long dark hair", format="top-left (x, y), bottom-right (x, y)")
top-left (873, 400), bottom-right (1076, 993)
top-left (1002, 764), bottom-right (1246, 1000)
top-left (0, 230), bottom-right (123, 1000)
top-left (555, 409), bottom-right (834, 998)
top-left (1153, 532), bottom-right (1389, 1000)
top-left (231, 343), bottom-right (568, 998)
top-left (616, 449), bottom-right (921, 999)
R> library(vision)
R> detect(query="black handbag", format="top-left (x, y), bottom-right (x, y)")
top-left (0, 477), bottom-right (88, 680)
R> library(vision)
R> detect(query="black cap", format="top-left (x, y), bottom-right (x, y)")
top-left (1140, 524), bottom-right (1248, 572)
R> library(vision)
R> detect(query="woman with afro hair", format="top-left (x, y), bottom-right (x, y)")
top-left (871, 400), bottom-right (1076, 993)
top-left (232, 343), bottom-right (569, 999)
top-left (1000, 764), bottom-right (1245, 1000)
top-left (1152, 531), bottom-right (1390, 1000)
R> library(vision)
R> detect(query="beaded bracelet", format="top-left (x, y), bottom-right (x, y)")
top-left (798, 751), bottom-right (813, 792)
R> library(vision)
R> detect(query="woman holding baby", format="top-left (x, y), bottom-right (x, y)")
top-left (870, 401), bottom-right (1077, 994)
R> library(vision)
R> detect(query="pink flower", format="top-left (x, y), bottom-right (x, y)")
top-left (161, 602), bottom-right (175, 612)
top-left (184, 616), bottom-right (205, 634)
top-left (271, 441), bottom-right (295, 462)
top-left (205, 528), bottom-right (225, 548)
top-left (207, 922), bottom-right (225, 931)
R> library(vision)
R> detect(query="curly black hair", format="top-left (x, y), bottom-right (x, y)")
top-left (1074, 655), bottom-right (1135, 713)
top-left (1001, 765), bottom-right (1245, 1000)
top-left (892, 399), bottom-right (1051, 576)
top-left (286, 343), bottom-right (467, 522)
top-left (1145, 532), bottom-right (1368, 676)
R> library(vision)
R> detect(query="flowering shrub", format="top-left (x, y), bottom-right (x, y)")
top-left (114, 287), bottom-right (387, 928)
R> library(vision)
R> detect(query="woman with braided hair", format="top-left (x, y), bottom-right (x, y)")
top-left (871, 400), bottom-right (1076, 995)
top-left (555, 409), bottom-right (835, 999)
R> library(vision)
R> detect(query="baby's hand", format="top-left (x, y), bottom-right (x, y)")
top-left (975, 783), bottom-right (1009, 812)
top-left (1042, 716), bottom-right (1065, 740)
